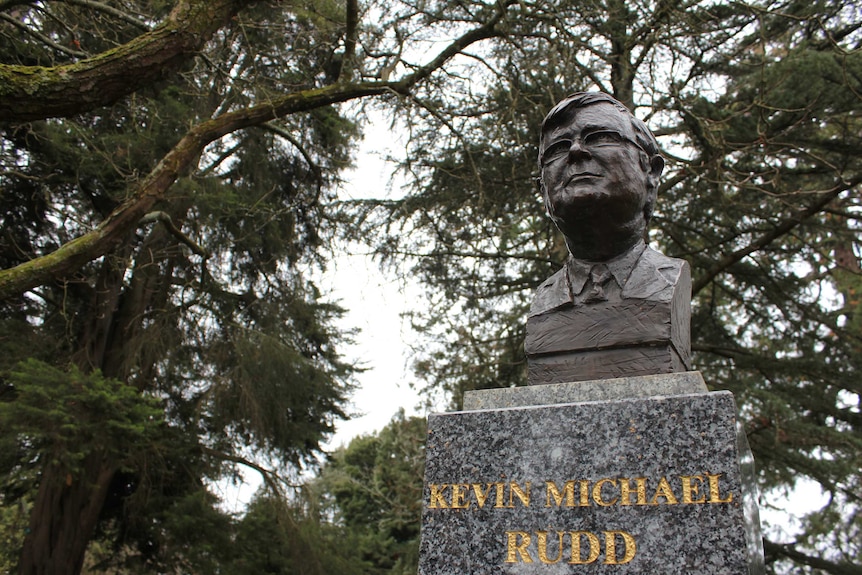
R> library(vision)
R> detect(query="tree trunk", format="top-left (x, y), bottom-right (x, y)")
top-left (18, 248), bottom-right (134, 574)
top-left (16, 215), bottom-right (192, 574)
top-left (607, 0), bottom-right (635, 110)
top-left (19, 454), bottom-right (116, 575)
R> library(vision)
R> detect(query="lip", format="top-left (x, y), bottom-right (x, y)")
top-left (566, 172), bottom-right (601, 185)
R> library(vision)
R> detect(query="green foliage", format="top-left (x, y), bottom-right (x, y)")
top-left (0, 1), bottom-right (366, 572)
top-left (315, 412), bottom-right (426, 575)
top-left (0, 360), bottom-right (163, 470)
top-left (210, 322), bottom-right (353, 464)
top-left (0, 482), bottom-right (29, 574)
top-left (225, 493), bottom-right (365, 575)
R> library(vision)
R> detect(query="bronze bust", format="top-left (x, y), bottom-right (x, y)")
top-left (525, 92), bottom-right (691, 385)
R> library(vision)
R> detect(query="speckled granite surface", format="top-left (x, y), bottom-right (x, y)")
top-left (419, 391), bottom-right (764, 575)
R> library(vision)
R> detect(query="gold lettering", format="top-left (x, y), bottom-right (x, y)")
top-left (537, 531), bottom-right (564, 564)
top-left (568, 531), bottom-right (600, 564)
top-left (509, 482), bottom-right (531, 508)
top-left (505, 532), bottom-right (533, 563)
top-left (604, 531), bottom-right (637, 565)
top-left (579, 479), bottom-right (590, 507)
top-left (706, 473), bottom-right (733, 503)
top-left (592, 478), bottom-right (619, 507)
top-left (429, 484), bottom-right (448, 508)
top-left (619, 477), bottom-right (648, 506)
top-left (650, 477), bottom-right (679, 505)
top-left (451, 484), bottom-right (469, 509)
top-left (472, 483), bottom-right (492, 508)
top-left (546, 481), bottom-right (575, 507)
top-left (681, 475), bottom-right (706, 504)
top-left (494, 482), bottom-right (506, 508)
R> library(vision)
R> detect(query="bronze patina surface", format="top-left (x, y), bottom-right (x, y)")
top-left (527, 92), bottom-right (690, 384)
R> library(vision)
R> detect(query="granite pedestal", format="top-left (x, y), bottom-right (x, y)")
top-left (418, 372), bottom-right (763, 575)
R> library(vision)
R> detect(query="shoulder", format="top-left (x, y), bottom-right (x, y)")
top-left (529, 267), bottom-right (569, 318)
top-left (622, 248), bottom-right (690, 300)
top-left (639, 247), bottom-right (687, 275)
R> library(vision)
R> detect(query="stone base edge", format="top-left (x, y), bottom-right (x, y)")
top-left (463, 370), bottom-right (707, 410)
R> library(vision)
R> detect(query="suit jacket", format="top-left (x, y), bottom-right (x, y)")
top-left (525, 241), bottom-right (691, 384)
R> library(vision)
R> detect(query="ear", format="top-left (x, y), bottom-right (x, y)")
top-left (645, 153), bottom-right (664, 196)
top-left (649, 154), bottom-right (665, 179)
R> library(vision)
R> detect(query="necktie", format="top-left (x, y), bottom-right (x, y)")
top-left (584, 264), bottom-right (612, 303)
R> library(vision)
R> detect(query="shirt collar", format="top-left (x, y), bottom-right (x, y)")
top-left (565, 240), bottom-right (646, 296)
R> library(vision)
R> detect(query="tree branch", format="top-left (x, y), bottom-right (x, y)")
top-left (340, 0), bottom-right (359, 81)
top-left (691, 181), bottom-right (858, 296)
top-left (56, 0), bottom-right (150, 30)
top-left (0, 0), bottom-right (253, 122)
top-left (0, 12), bottom-right (87, 58)
top-left (200, 446), bottom-right (288, 498)
top-left (0, 1), bottom-right (34, 11)
top-left (0, 8), bottom-right (509, 301)
top-left (139, 211), bottom-right (208, 257)
top-left (763, 539), bottom-right (862, 575)
top-left (259, 122), bottom-right (324, 191)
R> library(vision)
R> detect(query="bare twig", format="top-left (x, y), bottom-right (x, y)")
top-left (200, 446), bottom-right (289, 498)
top-left (0, 12), bottom-right (87, 58)
top-left (691, 180), bottom-right (859, 296)
top-left (139, 211), bottom-right (209, 258)
top-left (57, 0), bottom-right (150, 30)
top-left (259, 122), bottom-right (324, 191)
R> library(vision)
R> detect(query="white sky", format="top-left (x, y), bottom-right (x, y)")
top-left (320, 114), bottom-right (428, 450)
top-left (318, 248), bottom-right (425, 451)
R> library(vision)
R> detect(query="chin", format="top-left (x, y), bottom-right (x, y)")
top-left (549, 189), bottom-right (603, 214)
top-left (551, 204), bottom-right (644, 241)
top-left (551, 197), bottom-right (633, 224)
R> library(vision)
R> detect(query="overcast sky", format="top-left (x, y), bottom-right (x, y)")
top-left (319, 114), bottom-right (428, 450)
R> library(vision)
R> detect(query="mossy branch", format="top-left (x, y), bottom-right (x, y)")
top-left (0, 0), bottom-right (254, 122)
top-left (0, 7), bottom-right (508, 301)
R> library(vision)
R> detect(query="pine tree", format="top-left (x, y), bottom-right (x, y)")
top-left (0, 1), bottom-right (512, 573)
top-left (314, 412), bottom-right (426, 575)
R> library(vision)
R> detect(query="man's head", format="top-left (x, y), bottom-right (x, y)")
top-left (538, 92), bottom-right (664, 261)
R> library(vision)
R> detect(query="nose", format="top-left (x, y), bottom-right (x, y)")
top-left (568, 140), bottom-right (591, 161)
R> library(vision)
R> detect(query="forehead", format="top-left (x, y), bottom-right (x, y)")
top-left (543, 102), bottom-right (633, 142)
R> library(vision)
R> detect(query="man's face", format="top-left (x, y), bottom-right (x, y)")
top-left (540, 102), bottom-right (655, 244)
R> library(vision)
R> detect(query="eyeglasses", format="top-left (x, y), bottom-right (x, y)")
top-left (540, 130), bottom-right (646, 166)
